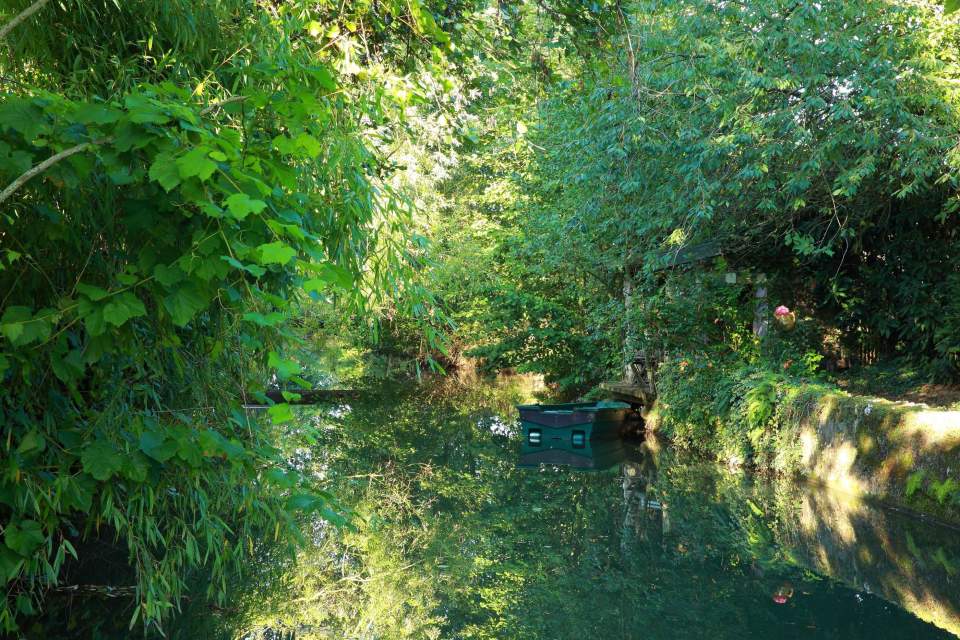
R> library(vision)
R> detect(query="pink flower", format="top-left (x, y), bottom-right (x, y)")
top-left (774, 305), bottom-right (791, 318)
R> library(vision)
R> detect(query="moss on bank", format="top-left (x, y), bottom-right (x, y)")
top-left (651, 358), bottom-right (960, 524)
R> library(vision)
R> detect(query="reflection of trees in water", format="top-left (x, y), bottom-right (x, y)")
top-left (171, 382), bottom-right (960, 640)
top-left (620, 440), bottom-right (668, 554)
top-left (769, 481), bottom-right (960, 637)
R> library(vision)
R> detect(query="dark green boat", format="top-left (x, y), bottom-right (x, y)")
top-left (516, 401), bottom-right (632, 469)
top-left (517, 400), bottom-right (631, 437)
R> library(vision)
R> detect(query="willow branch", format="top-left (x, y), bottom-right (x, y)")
top-left (0, 0), bottom-right (50, 41)
top-left (0, 137), bottom-right (112, 206)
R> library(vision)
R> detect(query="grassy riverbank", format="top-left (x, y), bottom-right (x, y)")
top-left (651, 358), bottom-right (960, 525)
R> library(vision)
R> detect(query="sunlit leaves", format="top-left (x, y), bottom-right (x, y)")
top-left (267, 351), bottom-right (299, 379)
top-left (302, 262), bottom-right (354, 291)
top-left (176, 147), bottom-right (218, 181)
top-left (221, 255), bottom-right (266, 277)
top-left (257, 241), bottom-right (297, 265)
top-left (0, 0), bottom-right (461, 631)
top-left (225, 193), bottom-right (267, 219)
top-left (243, 311), bottom-right (285, 326)
top-left (267, 403), bottom-right (295, 424)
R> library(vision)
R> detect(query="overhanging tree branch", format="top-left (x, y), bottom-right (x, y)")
top-left (0, 96), bottom-right (245, 206)
top-left (0, 0), bottom-right (51, 41)
top-left (0, 137), bottom-right (113, 206)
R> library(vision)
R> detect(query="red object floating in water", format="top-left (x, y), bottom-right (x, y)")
top-left (772, 582), bottom-right (794, 604)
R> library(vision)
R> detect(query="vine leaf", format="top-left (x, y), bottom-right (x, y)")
top-left (225, 193), bottom-right (267, 219)
top-left (176, 147), bottom-right (217, 181)
top-left (4, 521), bottom-right (44, 556)
top-left (102, 292), bottom-right (146, 327)
top-left (139, 431), bottom-right (178, 463)
top-left (267, 403), bottom-right (295, 424)
top-left (76, 283), bottom-right (110, 301)
top-left (148, 152), bottom-right (181, 192)
top-left (81, 440), bottom-right (124, 481)
top-left (257, 241), bottom-right (297, 265)
top-left (163, 284), bottom-right (208, 326)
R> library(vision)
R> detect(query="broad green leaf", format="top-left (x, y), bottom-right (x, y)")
top-left (4, 521), bottom-right (43, 556)
top-left (0, 306), bottom-right (30, 344)
top-left (77, 297), bottom-right (107, 337)
top-left (139, 431), bottom-right (178, 463)
top-left (294, 133), bottom-right (322, 157)
top-left (17, 430), bottom-right (45, 455)
top-left (0, 544), bottom-right (24, 580)
top-left (102, 292), bottom-right (146, 327)
top-left (176, 436), bottom-right (203, 467)
top-left (125, 94), bottom-right (170, 124)
top-left (306, 65), bottom-right (337, 90)
top-left (176, 147), bottom-right (218, 181)
top-left (265, 467), bottom-right (297, 487)
top-left (1, 306), bottom-right (52, 346)
top-left (286, 493), bottom-right (322, 511)
top-left (257, 242), bottom-right (297, 265)
top-left (267, 351), bottom-right (299, 379)
top-left (76, 283), bottom-right (110, 301)
top-left (242, 311), bottom-right (285, 327)
top-left (73, 103), bottom-right (120, 125)
top-left (81, 440), bottom-right (124, 481)
top-left (221, 255), bottom-right (266, 277)
top-left (302, 262), bottom-right (355, 290)
top-left (947, 0), bottom-right (960, 13)
top-left (267, 402), bottom-right (295, 424)
top-left (149, 152), bottom-right (181, 192)
top-left (0, 100), bottom-right (49, 140)
top-left (64, 474), bottom-right (95, 513)
top-left (122, 453), bottom-right (151, 482)
top-left (163, 283), bottom-right (208, 327)
top-left (153, 264), bottom-right (185, 287)
top-left (225, 193), bottom-right (267, 219)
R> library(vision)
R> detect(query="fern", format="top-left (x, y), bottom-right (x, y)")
top-left (905, 471), bottom-right (926, 497)
top-left (930, 477), bottom-right (959, 505)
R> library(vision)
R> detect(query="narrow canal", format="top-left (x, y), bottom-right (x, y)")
top-left (35, 377), bottom-right (960, 638)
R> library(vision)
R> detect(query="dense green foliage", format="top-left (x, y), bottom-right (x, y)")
top-left (5, 0), bottom-right (960, 634)
top-left (421, 0), bottom-right (960, 386)
top-left (0, 0), bottom-right (457, 632)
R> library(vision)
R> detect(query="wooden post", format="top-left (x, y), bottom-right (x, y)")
top-left (623, 268), bottom-right (636, 383)
top-left (752, 273), bottom-right (769, 339)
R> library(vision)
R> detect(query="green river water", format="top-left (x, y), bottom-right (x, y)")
top-left (27, 377), bottom-right (960, 639)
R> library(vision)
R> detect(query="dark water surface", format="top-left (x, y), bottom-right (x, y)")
top-left (30, 378), bottom-right (960, 638)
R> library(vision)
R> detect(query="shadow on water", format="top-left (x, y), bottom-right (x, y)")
top-left (25, 377), bottom-right (960, 639)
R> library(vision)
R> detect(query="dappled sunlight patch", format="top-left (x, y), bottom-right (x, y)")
top-left (900, 410), bottom-right (960, 450)
top-left (812, 440), bottom-right (865, 497)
